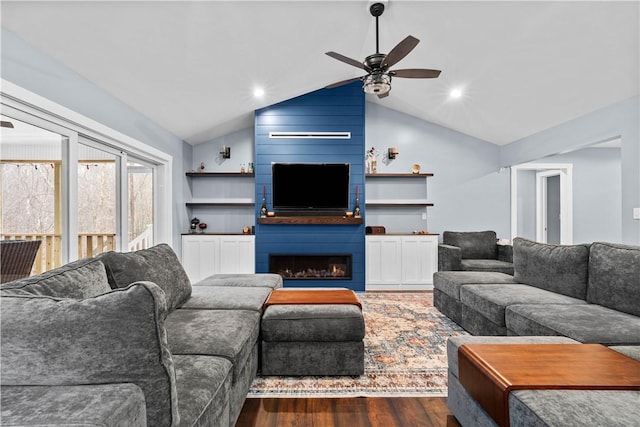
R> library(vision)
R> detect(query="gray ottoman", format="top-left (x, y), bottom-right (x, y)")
top-left (260, 303), bottom-right (365, 376)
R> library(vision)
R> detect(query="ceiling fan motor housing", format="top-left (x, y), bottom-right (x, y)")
top-left (369, 2), bottom-right (385, 17)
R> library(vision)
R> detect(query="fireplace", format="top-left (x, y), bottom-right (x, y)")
top-left (269, 254), bottom-right (352, 280)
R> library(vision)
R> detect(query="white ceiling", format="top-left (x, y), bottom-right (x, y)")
top-left (2, 1), bottom-right (638, 146)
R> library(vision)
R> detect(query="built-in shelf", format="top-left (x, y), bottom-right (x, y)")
top-left (186, 202), bottom-right (254, 207)
top-left (365, 173), bottom-right (433, 178)
top-left (366, 202), bottom-right (434, 207)
top-left (258, 216), bottom-right (363, 225)
top-left (186, 172), bottom-right (255, 177)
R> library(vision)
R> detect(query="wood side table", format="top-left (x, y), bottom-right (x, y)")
top-left (458, 343), bottom-right (640, 427)
top-left (263, 288), bottom-right (362, 309)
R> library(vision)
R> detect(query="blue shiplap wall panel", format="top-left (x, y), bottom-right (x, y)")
top-left (254, 82), bottom-right (365, 291)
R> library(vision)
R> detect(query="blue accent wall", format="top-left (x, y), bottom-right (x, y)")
top-left (254, 82), bottom-right (365, 291)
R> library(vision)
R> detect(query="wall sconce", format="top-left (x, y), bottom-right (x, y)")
top-left (220, 145), bottom-right (231, 159)
top-left (388, 146), bottom-right (399, 159)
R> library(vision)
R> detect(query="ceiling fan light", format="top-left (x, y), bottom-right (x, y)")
top-left (363, 73), bottom-right (391, 95)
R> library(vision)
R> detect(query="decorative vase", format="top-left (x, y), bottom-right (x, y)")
top-left (354, 197), bottom-right (361, 218)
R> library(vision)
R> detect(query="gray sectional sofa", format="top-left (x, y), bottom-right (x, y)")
top-left (434, 237), bottom-right (640, 427)
top-left (435, 237), bottom-right (640, 344)
top-left (1, 243), bottom-right (282, 427)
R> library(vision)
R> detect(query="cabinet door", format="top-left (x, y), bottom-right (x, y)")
top-left (181, 235), bottom-right (220, 283)
top-left (401, 236), bottom-right (438, 286)
top-left (219, 235), bottom-right (255, 274)
top-left (366, 236), bottom-right (402, 287)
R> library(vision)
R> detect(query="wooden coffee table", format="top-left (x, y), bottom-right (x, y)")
top-left (458, 343), bottom-right (640, 427)
top-left (263, 288), bottom-right (362, 309)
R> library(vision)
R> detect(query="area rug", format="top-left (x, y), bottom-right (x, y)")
top-left (247, 291), bottom-right (469, 398)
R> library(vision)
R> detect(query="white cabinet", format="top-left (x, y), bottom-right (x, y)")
top-left (365, 236), bottom-right (402, 286)
top-left (181, 235), bottom-right (255, 283)
top-left (365, 235), bottom-right (438, 290)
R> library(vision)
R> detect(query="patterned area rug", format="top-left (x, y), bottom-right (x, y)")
top-left (248, 291), bottom-right (468, 398)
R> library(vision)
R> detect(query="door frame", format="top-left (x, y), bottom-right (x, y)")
top-left (536, 169), bottom-right (562, 243)
top-left (511, 163), bottom-right (573, 244)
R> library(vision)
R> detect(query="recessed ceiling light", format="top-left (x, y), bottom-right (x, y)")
top-left (450, 88), bottom-right (463, 99)
top-left (253, 87), bottom-right (265, 98)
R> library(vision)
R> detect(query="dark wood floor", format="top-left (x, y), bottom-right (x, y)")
top-left (236, 397), bottom-right (462, 427)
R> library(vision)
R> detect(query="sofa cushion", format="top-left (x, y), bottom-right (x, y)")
top-left (98, 243), bottom-right (191, 311)
top-left (460, 284), bottom-right (587, 326)
top-left (0, 282), bottom-right (178, 427)
top-left (194, 273), bottom-right (283, 289)
top-left (180, 285), bottom-right (271, 311)
top-left (509, 389), bottom-right (640, 427)
top-left (0, 384), bottom-right (147, 427)
top-left (443, 231), bottom-right (498, 260)
top-left (461, 259), bottom-right (514, 275)
top-left (173, 355), bottom-right (232, 427)
top-left (0, 257), bottom-right (111, 299)
top-left (506, 303), bottom-right (640, 346)
top-left (587, 242), bottom-right (640, 316)
top-left (164, 309), bottom-right (260, 382)
top-left (512, 237), bottom-right (590, 299)
top-left (261, 304), bottom-right (366, 342)
top-left (434, 271), bottom-right (517, 300)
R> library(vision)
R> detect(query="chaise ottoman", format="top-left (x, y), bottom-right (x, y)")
top-left (260, 289), bottom-right (365, 376)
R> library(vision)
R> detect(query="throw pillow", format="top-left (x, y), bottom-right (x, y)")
top-left (0, 257), bottom-right (111, 299)
top-left (98, 244), bottom-right (191, 311)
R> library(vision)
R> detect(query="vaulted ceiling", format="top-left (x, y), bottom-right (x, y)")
top-left (2, 1), bottom-right (638, 146)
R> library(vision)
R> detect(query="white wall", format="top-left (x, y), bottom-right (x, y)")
top-left (365, 103), bottom-right (511, 239)
top-left (501, 96), bottom-right (639, 245)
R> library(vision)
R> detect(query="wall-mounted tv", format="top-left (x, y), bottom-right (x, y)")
top-left (272, 163), bottom-right (350, 215)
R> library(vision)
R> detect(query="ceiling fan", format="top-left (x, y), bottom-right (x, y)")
top-left (325, 2), bottom-right (441, 98)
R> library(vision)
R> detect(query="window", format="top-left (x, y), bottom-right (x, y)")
top-left (1, 83), bottom-right (172, 272)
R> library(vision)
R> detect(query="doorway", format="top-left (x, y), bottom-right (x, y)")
top-left (536, 170), bottom-right (561, 244)
top-left (511, 163), bottom-right (573, 244)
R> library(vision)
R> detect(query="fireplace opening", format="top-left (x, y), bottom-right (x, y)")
top-left (269, 254), bottom-right (352, 280)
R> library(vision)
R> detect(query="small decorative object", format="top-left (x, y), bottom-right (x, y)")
top-left (354, 185), bottom-right (361, 218)
top-left (190, 217), bottom-right (200, 233)
top-left (366, 147), bottom-right (379, 174)
top-left (345, 211), bottom-right (353, 218)
top-left (411, 163), bottom-right (421, 174)
top-left (199, 162), bottom-right (205, 171)
top-left (242, 226), bottom-right (251, 235)
top-left (260, 185), bottom-right (268, 218)
top-left (240, 163), bottom-right (246, 173)
top-left (198, 222), bottom-right (208, 234)
top-left (267, 212), bottom-right (276, 217)
top-left (247, 162), bottom-right (254, 174)
top-left (388, 146), bottom-right (399, 159)
top-left (220, 145), bottom-right (231, 159)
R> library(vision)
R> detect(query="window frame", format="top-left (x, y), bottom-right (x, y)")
top-left (1, 79), bottom-right (173, 260)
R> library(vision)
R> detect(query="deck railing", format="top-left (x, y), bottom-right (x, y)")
top-left (1, 233), bottom-right (116, 275)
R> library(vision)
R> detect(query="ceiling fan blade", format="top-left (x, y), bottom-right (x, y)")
top-left (325, 76), bottom-right (365, 89)
top-left (382, 35), bottom-right (420, 69)
top-left (325, 52), bottom-right (370, 72)
top-left (0, 121), bottom-right (15, 128)
top-left (377, 92), bottom-right (390, 99)
top-left (390, 68), bottom-right (441, 79)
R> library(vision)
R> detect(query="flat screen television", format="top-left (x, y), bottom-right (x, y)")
top-left (272, 163), bottom-right (350, 215)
